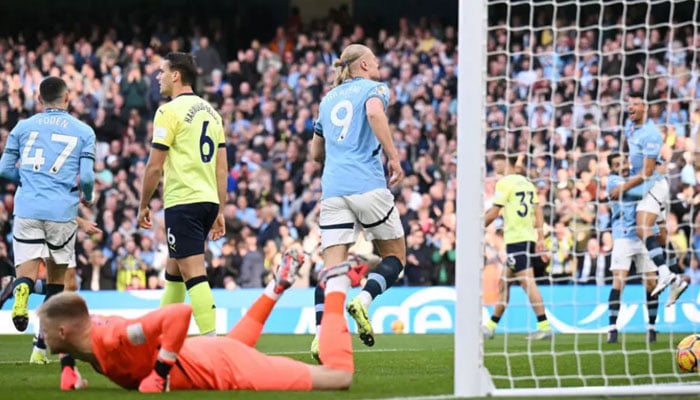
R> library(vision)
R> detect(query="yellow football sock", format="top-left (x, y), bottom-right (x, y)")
top-left (160, 280), bottom-right (186, 306)
top-left (537, 319), bottom-right (551, 332)
top-left (486, 319), bottom-right (498, 331)
top-left (187, 278), bottom-right (216, 335)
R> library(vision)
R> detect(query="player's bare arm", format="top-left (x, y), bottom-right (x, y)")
top-left (210, 146), bottom-right (228, 240)
top-left (483, 205), bottom-right (502, 228)
top-left (534, 205), bottom-right (545, 253)
top-left (610, 157), bottom-right (655, 199)
top-left (311, 134), bottom-right (325, 163)
top-left (137, 147), bottom-right (168, 229)
top-left (366, 97), bottom-right (402, 186)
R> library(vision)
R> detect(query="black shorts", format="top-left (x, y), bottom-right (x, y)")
top-left (505, 241), bottom-right (536, 273)
top-left (164, 202), bottom-right (219, 259)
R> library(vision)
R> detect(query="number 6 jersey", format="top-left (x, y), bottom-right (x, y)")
top-left (2, 108), bottom-right (95, 222)
top-left (492, 174), bottom-right (538, 244)
top-left (152, 93), bottom-right (225, 209)
top-left (314, 77), bottom-right (390, 199)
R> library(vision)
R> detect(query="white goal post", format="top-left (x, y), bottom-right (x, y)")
top-left (456, 0), bottom-right (700, 397)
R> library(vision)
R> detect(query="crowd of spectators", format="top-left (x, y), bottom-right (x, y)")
top-left (0, 8), bottom-right (459, 292)
top-left (483, 3), bottom-right (700, 290)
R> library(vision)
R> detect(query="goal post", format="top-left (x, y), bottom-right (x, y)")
top-left (455, 0), bottom-right (491, 397)
top-left (456, 0), bottom-right (700, 396)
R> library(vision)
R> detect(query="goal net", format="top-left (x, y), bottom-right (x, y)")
top-left (457, 0), bottom-right (700, 396)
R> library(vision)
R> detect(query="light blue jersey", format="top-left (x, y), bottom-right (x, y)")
top-left (314, 77), bottom-right (390, 199)
top-left (0, 109), bottom-right (95, 222)
top-left (607, 174), bottom-right (658, 240)
top-left (625, 119), bottom-right (663, 187)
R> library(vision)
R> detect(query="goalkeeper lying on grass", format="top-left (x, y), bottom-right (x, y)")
top-left (36, 249), bottom-right (369, 392)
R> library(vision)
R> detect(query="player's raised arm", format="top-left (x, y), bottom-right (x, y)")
top-left (136, 303), bottom-right (192, 392)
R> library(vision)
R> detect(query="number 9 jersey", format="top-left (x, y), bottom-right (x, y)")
top-left (152, 93), bottom-right (225, 209)
top-left (492, 174), bottom-right (538, 245)
top-left (314, 78), bottom-right (390, 199)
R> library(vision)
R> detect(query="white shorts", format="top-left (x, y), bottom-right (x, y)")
top-left (320, 188), bottom-right (404, 250)
top-left (637, 179), bottom-right (669, 221)
top-left (13, 217), bottom-right (77, 268)
top-left (610, 238), bottom-right (657, 273)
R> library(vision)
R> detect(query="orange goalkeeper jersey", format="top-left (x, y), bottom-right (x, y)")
top-left (89, 304), bottom-right (312, 391)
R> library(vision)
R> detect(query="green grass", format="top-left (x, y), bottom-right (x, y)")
top-left (0, 333), bottom-right (699, 399)
top-left (484, 332), bottom-right (700, 389)
top-left (0, 334), bottom-right (453, 400)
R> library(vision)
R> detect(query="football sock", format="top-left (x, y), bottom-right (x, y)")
top-left (326, 275), bottom-right (351, 294)
top-left (263, 279), bottom-right (281, 301)
top-left (486, 315), bottom-right (499, 331)
top-left (536, 314), bottom-right (550, 331)
top-left (186, 276), bottom-right (216, 336)
top-left (646, 289), bottom-right (658, 326)
top-left (34, 284), bottom-right (64, 350)
top-left (314, 285), bottom-right (325, 337)
top-left (358, 256), bottom-right (403, 308)
top-left (319, 291), bottom-right (353, 372)
top-left (609, 288), bottom-right (621, 327)
top-left (161, 273), bottom-right (186, 306)
top-left (645, 237), bottom-right (669, 275)
top-left (664, 243), bottom-right (681, 274)
top-left (13, 277), bottom-right (35, 296)
top-left (226, 291), bottom-right (276, 347)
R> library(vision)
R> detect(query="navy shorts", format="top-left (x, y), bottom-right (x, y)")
top-left (164, 202), bottom-right (219, 259)
top-left (505, 241), bottom-right (536, 273)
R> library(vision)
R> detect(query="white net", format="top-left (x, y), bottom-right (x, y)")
top-left (483, 0), bottom-right (700, 390)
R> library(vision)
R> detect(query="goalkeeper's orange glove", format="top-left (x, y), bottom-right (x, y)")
top-left (138, 359), bottom-right (173, 393)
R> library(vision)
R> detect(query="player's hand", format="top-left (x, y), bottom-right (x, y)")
top-left (387, 158), bottom-right (404, 186)
top-left (76, 217), bottom-right (102, 235)
top-left (536, 239), bottom-right (546, 254)
top-left (137, 207), bottom-right (152, 229)
top-left (608, 187), bottom-right (621, 200)
top-left (209, 213), bottom-right (226, 241)
top-left (138, 370), bottom-right (169, 393)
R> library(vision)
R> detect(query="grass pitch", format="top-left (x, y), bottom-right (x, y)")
top-left (0, 332), bottom-right (699, 399)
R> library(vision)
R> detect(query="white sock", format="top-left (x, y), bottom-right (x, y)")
top-left (357, 290), bottom-right (373, 309)
top-left (315, 325), bottom-right (321, 338)
top-left (658, 265), bottom-right (671, 280)
top-left (648, 324), bottom-right (655, 330)
top-left (325, 275), bottom-right (350, 294)
top-left (264, 280), bottom-right (281, 300)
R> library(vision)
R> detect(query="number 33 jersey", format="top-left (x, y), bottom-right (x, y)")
top-left (492, 174), bottom-right (538, 244)
top-left (152, 93), bottom-right (225, 209)
top-left (6, 109), bottom-right (95, 222)
top-left (314, 78), bottom-right (390, 199)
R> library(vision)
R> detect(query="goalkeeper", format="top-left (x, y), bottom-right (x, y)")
top-left (36, 249), bottom-right (369, 392)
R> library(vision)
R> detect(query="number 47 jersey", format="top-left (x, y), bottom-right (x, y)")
top-left (4, 109), bottom-right (95, 222)
top-left (314, 78), bottom-right (390, 199)
top-left (492, 174), bottom-right (539, 245)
